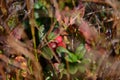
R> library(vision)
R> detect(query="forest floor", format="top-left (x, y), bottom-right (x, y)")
top-left (0, 0), bottom-right (120, 80)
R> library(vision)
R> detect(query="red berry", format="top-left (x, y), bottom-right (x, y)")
top-left (57, 41), bottom-right (66, 48)
top-left (55, 36), bottom-right (63, 43)
top-left (49, 42), bottom-right (57, 49)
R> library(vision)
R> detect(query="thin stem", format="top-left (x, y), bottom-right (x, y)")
top-left (26, 0), bottom-right (38, 61)
top-left (66, 59), bottom-right (70, 80)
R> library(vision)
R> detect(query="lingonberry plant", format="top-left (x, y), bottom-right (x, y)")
top-left (0, 0), bottom-right (120, 80)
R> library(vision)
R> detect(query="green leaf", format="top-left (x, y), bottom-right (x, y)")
top-left (41, 46), bottom-right (53, 60)
top-left (58, 63), bottom-right (65, 72)
top-left (56, 47), bottom-right (79, 62)
top-left (34, 2), bottom-right (42, 9)
top-left (38, 25), bottom-right (45, 41)
top-left (56, 47), bottom-right (70, 54)
top-left (69, 63), bottom-right (78, 74)
top-left (75, 44), bottom-right (84, 53)
top-left (65, 53), bottom-right (78, 63)
top-left (34, 12), bottom-right (39, 19)
top-left (75, 44), bottom-right (86, 60)
top-left (47, 32), bottom-right (56, 41)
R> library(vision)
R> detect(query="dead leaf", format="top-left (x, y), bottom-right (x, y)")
top-left (0, 0), bottom-right (8, 16)
top-left (78, 19), bottom-right (98, 44)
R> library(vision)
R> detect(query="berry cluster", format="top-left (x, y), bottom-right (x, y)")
top-left (49, 35), bottom-right (66, 50)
